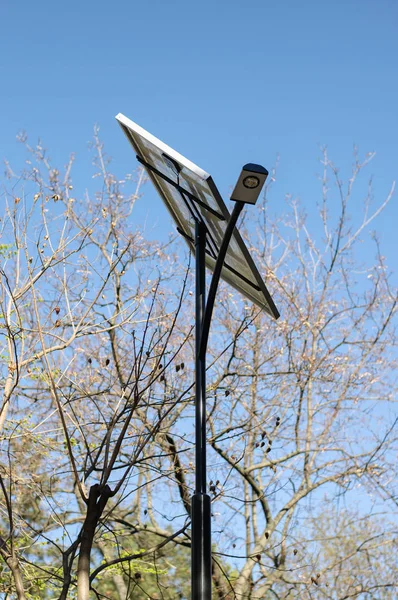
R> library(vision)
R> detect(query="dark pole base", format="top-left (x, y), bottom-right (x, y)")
top-left (191, 493), bottom-right (212, 600)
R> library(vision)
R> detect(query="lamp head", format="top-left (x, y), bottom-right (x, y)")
top-left (230, 163), bottom-right (268, 205)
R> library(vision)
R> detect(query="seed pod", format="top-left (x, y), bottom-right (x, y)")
top-left (176, 364), bottom-right (180, 372)
top-left (54, 320), bottom-right (61, 327)
top-left (225, 390), bottom-right (230, 397)
top-left (54, 306), bottom-right (60, 315)
top-left (105, 358), bottom-right (110, 366)
top-left (180, 362), bottom-right (185, 370)
top-left (88, 358), bottom-right (92, 364)
top-left (256, 554), bottom-right (261, 561)
top-left (293, 549), bottom-right (298, 555)
top-left (134, 572), bottom-right (141, 580)
top-left (260, 441), bottom-right (265, 447)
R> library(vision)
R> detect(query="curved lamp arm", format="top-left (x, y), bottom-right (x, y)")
top-left (198, 200), bottom-right (245, 361)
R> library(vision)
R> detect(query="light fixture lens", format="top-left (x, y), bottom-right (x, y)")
top-left (243, 175), bottom-right (260, 189)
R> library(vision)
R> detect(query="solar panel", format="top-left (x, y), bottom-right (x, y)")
top-left (116, 113), bottom-right (279, 320)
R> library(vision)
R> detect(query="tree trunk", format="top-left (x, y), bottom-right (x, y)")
top-left (0, 537), bottom-right (27, 600)
top-left (77, 484), bottom-right (112, 600)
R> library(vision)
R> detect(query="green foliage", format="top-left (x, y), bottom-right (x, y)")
top-left (0, 243), bottom-right (17, 259)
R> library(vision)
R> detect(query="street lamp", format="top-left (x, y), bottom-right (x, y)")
top-left (116, 114), bottom-right (279, 600)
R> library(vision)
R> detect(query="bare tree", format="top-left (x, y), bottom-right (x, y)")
top-left (0, 138), bottom-right (396, 600)
top-left (0, 132), bottom-right (197, 599)
top-left (197, 149), bottom-right (397, 598)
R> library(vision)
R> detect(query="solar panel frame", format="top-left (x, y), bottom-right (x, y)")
top-left (116, 113), bottom-right (279, 320)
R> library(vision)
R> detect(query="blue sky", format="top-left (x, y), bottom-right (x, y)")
top-left (1, 0), bottom-right (397, 266)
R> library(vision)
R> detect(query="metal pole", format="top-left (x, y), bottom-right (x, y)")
top-left (191, 219), bottom-right (212, 600)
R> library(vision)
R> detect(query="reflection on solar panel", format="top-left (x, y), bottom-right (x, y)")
top-left (116, 113), bottom-right (279, 320)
